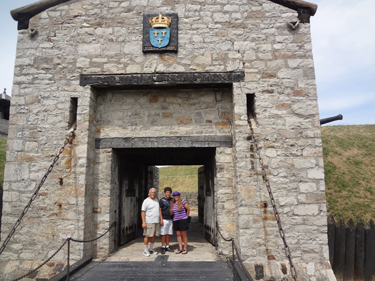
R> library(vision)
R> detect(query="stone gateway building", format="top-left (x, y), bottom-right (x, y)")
top-left (1, 0), bottom-right (336, 280)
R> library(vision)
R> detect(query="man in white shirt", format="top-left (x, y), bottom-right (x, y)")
top-left (141, 188), bottom-right (160, 257)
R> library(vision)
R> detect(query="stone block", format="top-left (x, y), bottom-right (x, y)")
top-left (4, 261), bottom-right (21, 274)
top-left (277, 68), bottom-right (303, 79)
top-left (307, 167), bottom-right (324, 179)
top-left (77, 44), bottom-right (101, 55)
top-left (95, 28), bottom-right (113, 36)
top-left (294, 205), bottom-right (319, 216)
top-left (8, 140), bottom-right (24, 151)
top-left (194, 53), bottom-right (211, 64)
top-left (303, 148), bottom-right (322, 157)
top-left (224, 223), bottom-right (235, 232)
top-left (292, 101), bottom-right (319, 115)
top-left (215, 121), bottom-right (231, 129)
top-left (76, 57), bottom-right (90, 68)
top-left (277, 129), bottom-right (296, 138)
top-left (4, 162), bottom-right (29, 181)
top-left (278, 197), bottom-right (297, 206)
top-left (299, 182), bottom-right (317, 193)
top-left (66, 186), bottom-right (85, 197)
top-left (293, 158), bottom-right (316, 168)
top-left (176, 115), bottom-right (192, 124)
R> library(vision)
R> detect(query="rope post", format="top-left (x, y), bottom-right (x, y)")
top-left (67, 238), bottom-right (71, 281)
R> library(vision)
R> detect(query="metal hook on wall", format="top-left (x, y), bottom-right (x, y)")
top-left (28, 28), bottom-right (38, 38)
top-left (287, 20), bottom-right (300, 30)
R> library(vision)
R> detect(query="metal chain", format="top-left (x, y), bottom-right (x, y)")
top-left (0, 125), bottom-right (77, 256)
top-left (12, 240), bottom-right (67, 281)
top-left (248, 119), bottom-right (297, 281)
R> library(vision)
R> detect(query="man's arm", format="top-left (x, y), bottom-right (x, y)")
top-left (159, 208), bottom-right (164, 226)
top-left (141, 210), bottom-right (146, 229)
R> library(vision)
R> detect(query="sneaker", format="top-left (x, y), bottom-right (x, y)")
top-left (149, 249), bottom-right (158, 255)
top-left (143, 250), bottom-right (150, 257)
top-left (165, 247), bottom-right (173, 252)
top-left (161, 247), bottom-right (166, 255)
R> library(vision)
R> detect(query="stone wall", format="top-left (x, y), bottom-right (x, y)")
top-left (158, 192), bottom-right (198, 209)
top-left (95, 88), bottom-right (232, 138)
top-left (1, 0), bottom-right (334, 280)
top-left (0, 119), bottom-right (8, 137)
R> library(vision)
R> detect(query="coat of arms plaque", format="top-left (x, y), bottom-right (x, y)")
top-left (142, 13), bottom-right (178, 53)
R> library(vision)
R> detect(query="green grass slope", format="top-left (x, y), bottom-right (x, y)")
top-left (322, 125), bottom-right (375, 222)
top-left (158, 165), bottom-right (201, 193)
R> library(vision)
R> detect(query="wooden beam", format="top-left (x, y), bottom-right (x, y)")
top-left (95, 136), bottom-right (232, 149)
top-left (80, 72), bottom-right (244, 87)
top-left (268, 0), bottom-right (317, 15)
top-left (11, 0), bottom-right (72, 30)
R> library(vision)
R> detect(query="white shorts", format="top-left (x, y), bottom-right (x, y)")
top-left (160, 219), bottom-right (173, 235)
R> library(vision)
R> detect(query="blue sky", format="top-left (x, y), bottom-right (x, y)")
top-left (1, 0), bottom-right (374, 125)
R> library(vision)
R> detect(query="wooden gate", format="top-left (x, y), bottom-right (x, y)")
top-left (118, 161), bottom-right (143, 246)
top-left (199, 159), bottom-right (216, 246)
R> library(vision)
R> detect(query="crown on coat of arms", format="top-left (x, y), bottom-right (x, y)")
top-left (149, 14), bottom-right (171, 28)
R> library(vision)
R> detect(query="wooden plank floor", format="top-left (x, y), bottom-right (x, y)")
top-left (69, 257), bottom-right (233, 281)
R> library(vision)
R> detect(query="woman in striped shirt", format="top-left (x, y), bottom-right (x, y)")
top-left (170, 191), bottom-right (190, 254)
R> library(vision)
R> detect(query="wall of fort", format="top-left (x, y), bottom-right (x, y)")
top-left (1, 0), bottom-right (334, 280)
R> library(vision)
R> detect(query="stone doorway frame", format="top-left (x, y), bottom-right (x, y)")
top-left (85, 71), bottom-right (244, 256)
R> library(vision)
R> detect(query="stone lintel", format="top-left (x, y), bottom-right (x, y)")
top-left (11, 0), bottom-right (72, 30)
top-left (95, 135), bottom-right (232, 149)
top-left (80, 72), bottom-right (245, 87)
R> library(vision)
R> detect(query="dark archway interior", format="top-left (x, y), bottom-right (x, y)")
top-left (115, 147), bottom-right (216, 247)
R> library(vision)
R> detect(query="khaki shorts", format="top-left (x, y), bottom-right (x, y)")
top-left (143, 223), bottom-right (160, 237)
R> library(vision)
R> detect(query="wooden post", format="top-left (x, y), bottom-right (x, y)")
top-left (354, 219), bottom-right (365, 280)
top-left (327, 214), bottom-right (336, 266)
top-left (334, 218), bottom-right (346, 281)
top-left (344, 219), bottom-right (355, 281)
top-left (364, 220), bottom-right (375, 281)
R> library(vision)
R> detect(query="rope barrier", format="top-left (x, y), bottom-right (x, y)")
top-left (216, 223), bottom-right (254, 281)
top-left (70, 222), bottom-right (115, 243)
top-left (11, 222), bottom-right (116, 281)
top-left (12, 240), bottom-right (67, 281)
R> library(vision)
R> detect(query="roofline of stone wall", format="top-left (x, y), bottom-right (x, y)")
top-left (11, 0), bottom-right (317, 30)
top-left (10, 0), bottom-right (72, 30)
top-left (269, 0), bottom-right (317, 16)
top-left (268, 0), bottom-right (317, 23)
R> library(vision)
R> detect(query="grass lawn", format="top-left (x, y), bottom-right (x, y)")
top-left (158, 165), bottom-right (202, 193)
top-left (322, 125), bottom-right (375, 222)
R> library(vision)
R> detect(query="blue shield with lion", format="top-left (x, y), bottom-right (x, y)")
top-left (150, 28), bottom-right (170, 48)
